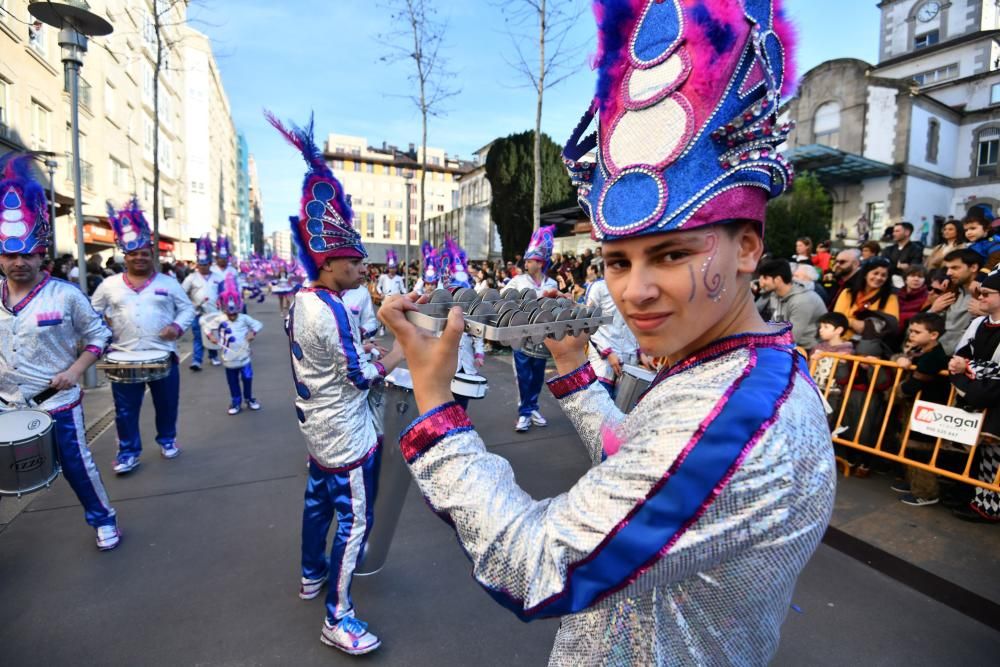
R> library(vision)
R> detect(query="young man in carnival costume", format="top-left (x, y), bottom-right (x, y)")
top-left (91, 198), bottom-right (195, 473)
top-left (268, 112), bottom-right (403, 655)
top-left (181, 235), bottom-right (220, 370)
top-left (376, 250), bottom-right (406, 299)
top-left (506, 225), bottom-right (559, 432)
top-left (0, 154), bottom-right (120, 550)
top-left (379, 2), bottom-right (834, 664)
top-left (204, 274), bottom-right (263, 415)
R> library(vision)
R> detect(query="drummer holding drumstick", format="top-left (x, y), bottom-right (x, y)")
top-left (0, 153), bottom-right (120, 550)
top-left (90, 198), bottom-right (195, 474)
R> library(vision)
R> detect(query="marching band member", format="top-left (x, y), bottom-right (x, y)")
top-left (342, 282), bottom-right (378, 341)
top-left (586, 270), bottom-right (639, 393)
top-left (412, 241), bottom-right (439, 295)
top-left (0, 154), bottom-right (120, 550)
top-left (204, 275), bottom-right (263, 415)
top-left (91, 198), bottom-right (195, 473)
top-left (505, 226), bottom-right (558, 432)
top-left (378, 2), bottom-right (834, 663)
top-left (269, 112), bottom-right (403, 656)
top-left (181, 235), bottom-right (220, 370)
top-left (376, 250), bottom-right (405, 298)
top-left (443, 238), bottom-right (484, 410)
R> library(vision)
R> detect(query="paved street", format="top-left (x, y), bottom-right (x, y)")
top-left (2, 298), bottom-right (999, 666)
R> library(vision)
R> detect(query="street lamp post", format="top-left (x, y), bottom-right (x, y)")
top-left (404, 177), bottom-right (412, 290)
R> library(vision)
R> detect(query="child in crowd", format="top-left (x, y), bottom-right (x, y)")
top-left (892, 313), bottom-right (949, 506)
top-left (206, 275), bottom-right (263, 415)
top-left (897, 266), bottom-right (929, 331)
top-left (963, 215), bottom-right (1000, 274)
top-left (811, 312), bottom-right (854, 392)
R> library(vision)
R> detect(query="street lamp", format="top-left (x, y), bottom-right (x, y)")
top-left (403, 172), bottom-right (414, 290)
top-left (28, 1), bottom-right (112, 295)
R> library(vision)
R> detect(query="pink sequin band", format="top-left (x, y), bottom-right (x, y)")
top-left (84, 345), bottom-right (103, 357)
top-left (547, 363), bottom-right (597, 399)
top-left (373, 361), bottom-right (386, 377)
top-left (399, 402), bottom-right (473, 464)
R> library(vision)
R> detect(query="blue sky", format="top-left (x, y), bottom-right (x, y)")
top-left (189, 1), bottom-right (881, 234)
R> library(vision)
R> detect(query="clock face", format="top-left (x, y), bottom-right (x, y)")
top-left (917, 1), bottom-right (941, 22)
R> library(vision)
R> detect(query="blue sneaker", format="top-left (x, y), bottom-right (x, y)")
top-left (160, 441), bottom-right (180, 459)
top-left (112, 454), bottom-right (140, 475)
top-left (321, 615), bottom-right (380, 655)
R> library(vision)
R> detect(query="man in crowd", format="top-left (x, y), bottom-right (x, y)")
top-left (928, 249), bottom-right (982, 354)
top-left (881, 222), bottom-right (924, 275)
top-left (756, 259), bottom-right (827, 349)
top-left (828, 248), bottom-right (862, 307)
top-left (91, 198), bottom-right (195, 473)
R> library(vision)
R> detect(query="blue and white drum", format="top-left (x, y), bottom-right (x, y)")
top-left (0, 409), bottom-right (59, 497)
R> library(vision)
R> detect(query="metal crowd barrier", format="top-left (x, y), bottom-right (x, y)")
top-left (809, 351), bottom-right (1000, 494)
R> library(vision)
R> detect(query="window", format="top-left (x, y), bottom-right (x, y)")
top-left (914, 30), bottom-right (939, 49)
top-left (382, 215), bottom-right (390, 236)
top-left (926, 119), bottom-right (940, 163)
top-left (30, 101), bottom-right (51, 150)
top-left (866, 202), bottom-right (886, 232)
top-left (143, 116), bottom-right (155, 159)
top-left (332, 159), bottom-right (344, 170)
top-left (105, 80), bottom-right (117, 122)
top-left (977, 128), bottom-right (1000, 176)
top-left (366, 163), bottom-right (374, 173)
top-left (366, 213), bottom-right (375, 238)
top-left (143, 180), bottom-right (153, 203)
top-left (813, 101), bottom-right (841, 148)
top-left (431, 156), bottom-right (441, 166)
top-left (142, 61), bottom-right (154, 104)
top-left (353, 161), bottom-right (361, 172)
top-left (28, 21), bottom-right (46, 56)
top-left (912, 63), bottom-right (958, 86)
top-left (109, 158), bottom-right (129, 189)
top-left (0, 79), bottom-right (8, 138)
top-left (992, 83), bottom-right (1000, 105)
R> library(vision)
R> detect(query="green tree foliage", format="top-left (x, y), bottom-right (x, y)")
top-left (764, 171), bottom-right (833, 259)
top-left (485, 131), bottom-right (574, 261)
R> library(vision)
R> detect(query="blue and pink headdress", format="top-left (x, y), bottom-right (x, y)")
top-left (0, 153), bottom-right (50, 255)
top-left (195, 235), bottom-right (213, 265)
top-left (385, 249), bottom-right (398, 269)
top-left (108, 197), bottom-right (152, 253)
top-left (563, 0), bottom-right (797, 241)
top-left (217, 274), bottom-right (243, 314)
top-left (421, 241), bottom-right (439, 285)
top-left (524, 225), bottom-right (555, 269)
top-left (443, 236), bottom-right (471, 287)
top-left (216, 235), bottom-right (232, 261)
top-left (266, 112), bottom-right (366, 281)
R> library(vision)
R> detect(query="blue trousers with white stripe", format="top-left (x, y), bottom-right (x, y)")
top-left (52, 403), bottom-right (117, 528)
top-left (111, 358), bottom-right (180, 458)
top-left (301, 446), bottom-right (380, 622)
top-left (513, 350), bottom-right (547, 417)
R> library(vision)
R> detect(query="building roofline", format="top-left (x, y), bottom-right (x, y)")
top-left (874, 30), bottom-right (1000, 70)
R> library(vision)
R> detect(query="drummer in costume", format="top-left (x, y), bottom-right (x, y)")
top-left (204, 275), bottom-right (263, 415)
top-left (506, 225), bottom-right (558, 432)
top-left (586, 271), bottom-right (639, 393)
top-left (181, 235), bottom-right (220, 371)
top-left (378, 1), bottom-right (834, 663)
top-left (376, 250), bottom-right (406, 299)
top-left (442, 238), bottom-right (485, 410)
top-left (91, 198), bottom-right (195, 473)
top-left (0, 154), bottom-right (120, 550)
top-left (268, 113), bottom-right (404, 656)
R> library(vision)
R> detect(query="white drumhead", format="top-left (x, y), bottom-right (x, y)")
top-left (106, 350), bottom-right (168, 363)
top-left (386, 368), bottom-right (414, 390)
top-left (622, 364), bottom-right (656, 382)
top-left (453, 372), bottom-right (487, 385)
top-left (0, 409), bottom-right (53, 441)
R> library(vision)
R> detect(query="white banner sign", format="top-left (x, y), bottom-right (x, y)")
top-left (909, 400), bottom-right (984, 446)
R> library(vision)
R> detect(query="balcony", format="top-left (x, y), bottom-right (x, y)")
top-left (64, 73), bottom-right (93, 110)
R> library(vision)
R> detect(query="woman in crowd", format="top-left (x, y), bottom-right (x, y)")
top-left (833, 256), bottom-right (900, 338)
top-left (791, 236), bottom-right (813, 263)
top-left (896, 265), bottom-right (929, 331)
top-left (926, 219), bottom-right (965, 269)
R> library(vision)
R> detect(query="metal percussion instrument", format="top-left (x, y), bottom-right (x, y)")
top-left (99, 350), bottom-right (171, 384)
top-left (614, 364), bottom-right (657, 414)
top-left (356, 368), bottom-right (418, 576)
top-left (451, 372), bottom-right (489, 399)
top-left (0, 409), bottom-right (60, 497)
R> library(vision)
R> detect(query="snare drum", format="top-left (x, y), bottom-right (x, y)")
top-left (0, 409), bottom-right (60, 497)
top-left (614, 364), bottom-right (656, 414)
top-left (101, 350), bottom-right (171, 384)
top-left (451, 372), bottom-right (489, 399)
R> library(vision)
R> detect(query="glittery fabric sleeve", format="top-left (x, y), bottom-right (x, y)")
top-left (547, 363), bottom-right (623, 465)
top-left (167, 277), bottom-right (196, 333)
top-left (69, 286), bottom-right (112, 355)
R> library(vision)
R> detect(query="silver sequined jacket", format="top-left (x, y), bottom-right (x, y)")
top-left (288, 287), bottom-right (386, 468)
top-left (90, 273), bottom-right (195, 355)
top-left (398, 328), bottom-right (835, 666)
top-left (0, 274), bottom-right (111, 410)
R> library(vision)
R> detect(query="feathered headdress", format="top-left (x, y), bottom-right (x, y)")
top-left (443, 236), bottom-right (470, 287)
top-left (266, 111), bottom-right (365, 281)
top-left (524, 225), bottom-right (556, 268)
top-left (563, 0), bottom-right (797, 240)
top-left (195, 235), bottom-right (213, 265)
top-left (216, 235), bottom-right (232, 261)
top-left (217, 273), bottom-right (243, 314)
top-left (0, 153), bottom-right (50, 255)
top-left (421, 241), bottom-right (439, 284)
top-left (385, 249), bottom-right (398, 269)
top-left (108, 197), bottom-right (152, 253)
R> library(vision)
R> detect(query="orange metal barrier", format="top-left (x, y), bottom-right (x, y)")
top-left (809, 351), bottom-right (1000, 494)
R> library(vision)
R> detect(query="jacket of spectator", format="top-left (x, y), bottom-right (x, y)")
top-left (936, 287), bottom-right (973, 355)
top-left (896, 285), bottom-right (929, 330)
top-left (881, 240), bottom-right (924, 272)
top-left (756, 281), bottom-right (828, 349)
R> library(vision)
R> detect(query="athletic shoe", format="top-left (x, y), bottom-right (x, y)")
top-left (900, 494), bottom-right (938, 507)
top-left (189, 363), bottom-right (202, 372)
top-left (320, 615), bottom-right (381, 655)
top-left (530, 410), bottom-right (548, 427)
top-left (299, 573), bottom-right (328, 600)
top-left (890, 480), bottom-right (911, 493)
top-left (515, 415), bottom-right (531, 432)
top-left (247, 398), bottom-right (261, 411)
top-left (228, 404), bottom-right (242, 415)
top-left (96, 524), bottom-right (121, 551)
top-left (112, 455), bottom-right (140, 474)
top-left (210, 358), bottom-right (222, 366)
top-left (160, 442), bottom-right (180, 459)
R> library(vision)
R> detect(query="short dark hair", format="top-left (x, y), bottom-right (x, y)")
top-left (861, 240), bottom-right (881, 254)
top-left (943, 248), bottom-right (983, 269)
top-left (963, 217), bottom-right (988, 229)
top-left (904, 265), bottom-right (927, 279)
top-left (896, 222), bottom-right (914, 235)
top-left (908, 312), bottom-right (945, 337)
top-left (818, 312), bottom-right (849, 333)
top-left (757, 258), bottom-right (792, 283)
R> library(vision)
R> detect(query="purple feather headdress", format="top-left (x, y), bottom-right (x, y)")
top-left (216, 235), bottom-right (232, 261)
top-left (524, 225), bottom-right (555, 268)
top-left (0, 153), bottom-right (49, 255)
top-left (108, 197), bottom-right (152, 253)
top-left (195, 235), bottom-right (213, 265)
top-left (266, 111), bottom-right (365, 281)
top-left (217, 273), bottom-right (243, 314)
top-left (421, 241), bottom-right (439, 284)
top-left (385, 249), bottom-right (398, 269)
top-left (443, 236), bottom-right (470, 287)
top-left (564, 0), bottom-right (798, 240)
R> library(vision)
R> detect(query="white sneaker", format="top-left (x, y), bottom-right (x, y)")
top-left (515, 415), bottom-right (531, 432)
top-left (320, 615), bottom-right (381, 655)
top-left (246, 398), bottom-right (261, 411)
top-left (160, 441), bottom-right (180, 459)
top-left (228, 405), bottom-right (241, 415)
top-left (299, 573), bottom-right (327, 600)
top-left (530, 410), bottom-right (548, 427)
top-left (210, 358), bottom-right (222, 366)
top-left (112, 455), bottom-right (140, 474)
top-left (96, 524), bottom-right (121, 551)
